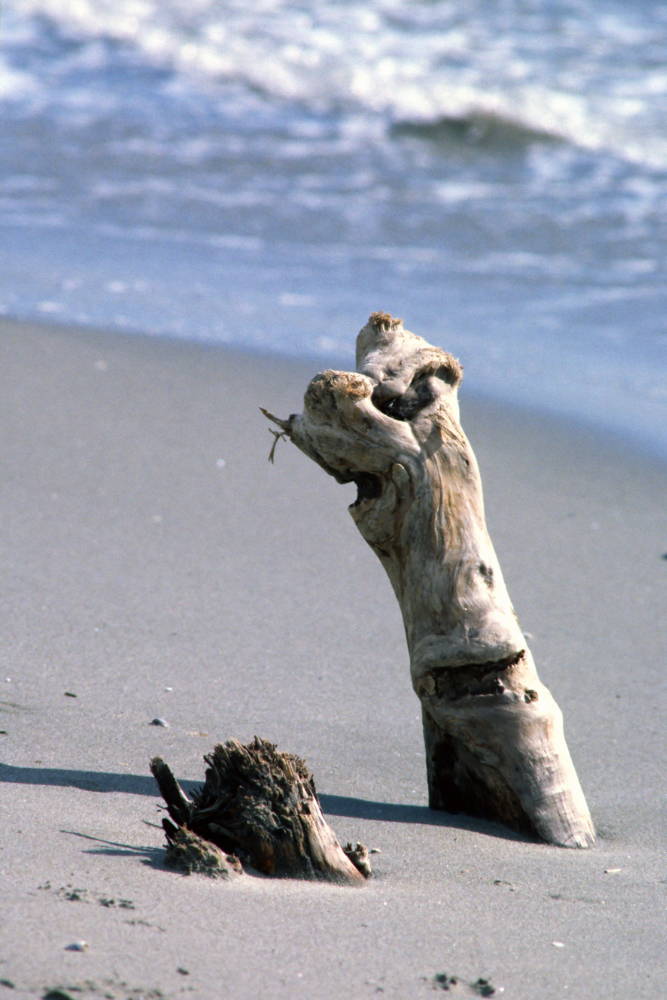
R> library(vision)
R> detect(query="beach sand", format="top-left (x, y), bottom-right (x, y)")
top-left (1, 317), bottom-right (666, 1000)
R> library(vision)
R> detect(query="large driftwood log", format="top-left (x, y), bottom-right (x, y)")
top-left (263, 312), bottom-right (594, 848)
top-left (150, 737), bottom-right (367, 883)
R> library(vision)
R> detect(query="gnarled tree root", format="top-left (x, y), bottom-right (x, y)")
top-left (263, 311), bottom-right (595, 848)
top-left (150, 737), bottom-right (368, 883)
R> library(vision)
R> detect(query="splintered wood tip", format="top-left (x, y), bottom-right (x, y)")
top-left (370, 310), bottom-right (402, 331)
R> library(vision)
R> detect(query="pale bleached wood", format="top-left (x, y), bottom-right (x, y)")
top-left (263, 312), bottom-right (594, 848)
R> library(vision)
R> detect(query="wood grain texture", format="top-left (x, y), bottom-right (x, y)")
top-left (151, 738), bottom-right (367, 882)
top-left (264, 312), bottom-right (595, 848)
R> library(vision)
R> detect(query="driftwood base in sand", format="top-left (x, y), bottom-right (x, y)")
top-left (263, 312), bottom-right (595, 848)
top-left (150, 737), bottom-right (368, 883)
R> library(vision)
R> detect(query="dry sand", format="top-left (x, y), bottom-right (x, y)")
top-left (1, 317), bottom-right (666, 1000)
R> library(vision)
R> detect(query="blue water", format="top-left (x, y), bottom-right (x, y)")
top-left (2, 0), bottom-right (666, 456)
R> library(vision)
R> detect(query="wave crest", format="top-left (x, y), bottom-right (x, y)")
top-left (5, 0), bottom-right (667, 168)
top-left (391, 113), bottom-right (559, 150)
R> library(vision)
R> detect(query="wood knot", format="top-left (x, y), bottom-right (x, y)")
top-left (391, 463), bottom-right (410, 489)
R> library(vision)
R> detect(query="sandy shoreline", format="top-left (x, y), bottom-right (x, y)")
top-left (1, 317), bottom-right (666, 1000)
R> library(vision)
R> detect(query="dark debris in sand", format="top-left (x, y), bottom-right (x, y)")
top-left (42, 981), bottom-right (170, 1000)
top-left (433, 972), bottom-right (497, 995)
top-left (38, 884), bottom-right (135, 910)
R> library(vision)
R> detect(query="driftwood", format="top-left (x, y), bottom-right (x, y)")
top-left (150, 737), bottom-right (367, 883)
top-left (263, 312), bottom-right (595, 848)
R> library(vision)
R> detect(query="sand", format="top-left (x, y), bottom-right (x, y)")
top-left (1, 317), bottom-right (666, 1000)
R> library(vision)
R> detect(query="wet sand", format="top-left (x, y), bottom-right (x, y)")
top-left (1, 317), bottom-right (666, 1000)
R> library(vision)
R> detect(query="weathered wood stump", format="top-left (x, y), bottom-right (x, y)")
top-left (263, 312), bottom-right (595, 848)
top-left (150, 737), bottom-right (367, 882)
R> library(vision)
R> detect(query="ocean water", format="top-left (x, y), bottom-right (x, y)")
top-left (2, 0), bottom-right (666, 456)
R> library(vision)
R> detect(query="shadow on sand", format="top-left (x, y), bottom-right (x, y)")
top-left (1, 762), bottom-right (530, 844)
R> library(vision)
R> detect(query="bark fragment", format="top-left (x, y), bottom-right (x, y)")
top-left (150, 737), bottom-right (366, 883)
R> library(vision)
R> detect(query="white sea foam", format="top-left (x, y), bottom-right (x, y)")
top-left (5, 0), bottom-right (667, 166)
top-left (0, 54), bottom-right (38, 100)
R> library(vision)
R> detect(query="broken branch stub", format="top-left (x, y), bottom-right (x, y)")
top-left (264, 312), bottom-right (595, 848)
top-left (150, 737), bottom-right (366, 883)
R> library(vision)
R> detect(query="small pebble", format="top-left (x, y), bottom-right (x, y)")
top-left (164, 686), bottom-right (173, 692)
top-left (216, 458), bottom-right (226, 468)
top-left (150, 718), bottom-right (169, 727)
top-left (65, 940), bottom-right (88, 952)
top-left (552, 941), bottom-right (566, 949)
top-left (176, 968), bottom-right (190, 976)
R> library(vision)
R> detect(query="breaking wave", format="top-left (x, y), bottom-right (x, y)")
top-left (5, 0), bottom-right (667, 168)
